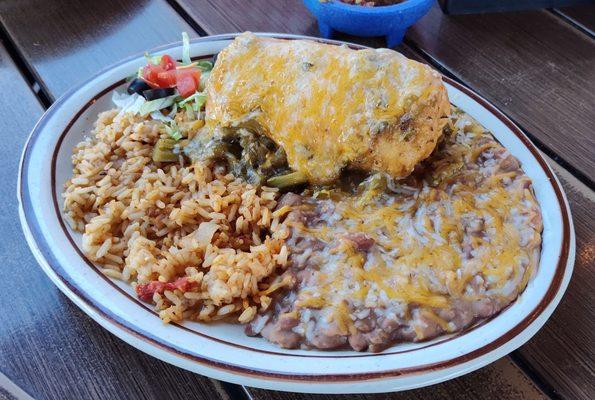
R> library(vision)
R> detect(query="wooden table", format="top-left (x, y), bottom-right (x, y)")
top-left (0, 1), bottom-right (593, 399)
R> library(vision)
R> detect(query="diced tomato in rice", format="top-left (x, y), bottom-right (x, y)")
top-left (136, 277), bottom-right (197, 302)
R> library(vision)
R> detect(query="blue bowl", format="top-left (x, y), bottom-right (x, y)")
top-left (303, 0), bottom-right (433, 47)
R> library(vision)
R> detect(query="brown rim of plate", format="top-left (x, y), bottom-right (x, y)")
top-left (19, 33), bottom-right (571, 382)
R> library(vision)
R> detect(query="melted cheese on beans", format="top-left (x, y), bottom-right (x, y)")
top-left (287, 112), bottom-right (542, 331)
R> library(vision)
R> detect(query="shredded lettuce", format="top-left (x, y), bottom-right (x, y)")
top-left (113, 90), bottom-right (183, 141)
top-left (150, 106), bottom-right (184, 141)
top-left (144, 52), bottom-right (162, 65)
top-left (177, 60), bottom-right (212, 72)
top-left (178, 91), bottom-right (205, 107)
top-left (182, 32), bottom-right (191, 65)
top-left (181, 103), bottom-right (195, 120)
top-left (150, 110), bottom-right (172, 123)
top-left (196, 60), bottom-right (213, 71)
top-left (199, 71), bottom-right (210, 91)
top-left (167, 102), bottom-right (178, 118)
top-left (165, 121), bottom-right (182, 140)
top-left (139, 94), bottom-right (178, 116)
top-left (150, 101), bottom-right (178, 123)
top-left (128, 96), bottom-right (147, 115)
top-left (176, 62), bottom-right (197, 70)
top-left (113, 91), bottom-right (178, 118)
top-left (150, 109), bottom-right (182, 141)
top-left (176, 60), bottom-right (211, 70)
top-left (112, 91), bottom-right (146, 116)
top-left (193, 93), bottom-right (206, 111)
top-left (176, 92), bottom-right (206, 117)
top-left (112, 91), bottom-right (135, 108)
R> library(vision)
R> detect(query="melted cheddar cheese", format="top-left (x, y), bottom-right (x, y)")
top-left (283, 110), bottom-right (542, 339)
top-left (205, 32), bottom-right (450, 184)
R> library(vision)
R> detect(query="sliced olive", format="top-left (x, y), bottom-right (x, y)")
top-left (127, 78), bottom-right (151, 95)
top-left (211, 53), bottom-right (218, 65)
top-left (143, 87), bottom-right (175, 101)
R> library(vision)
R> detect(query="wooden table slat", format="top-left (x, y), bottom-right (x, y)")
top-left (2, 1), bottom-right (593, 398)
top-left (516, 157), bottom-right (595, 400)
top-left (555, 5), bottom-right (595, 34)
top-left (0, 0), bottom-right (197, 99)
top-left (0, 11), bottom-right (230, 400)
top-left (406, 5), bottom-right (595, 183)
top-left (174, 0), bottom-right (399, 51)
top-left (172, 0), bottom-right (318, 36)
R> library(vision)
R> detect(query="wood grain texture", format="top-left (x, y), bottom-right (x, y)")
top-left (173, 0), bottom-right (397, 49)
top-left (2, 1), bottom-right (593, 399)
top-left (555, 5), bottom-right (595, 33)
top-left (174, 0), bottom-right (318, 36)
top-left (0, 30), bottom-right (228, 400)
top-left (0, 0), bottom-right (197, 99)
top-left (0, 371), bottom-right (35, 400)
top-left (407, 4), bottom-right (595, 182)
top-left (518, 157), bottom-right (595, 400)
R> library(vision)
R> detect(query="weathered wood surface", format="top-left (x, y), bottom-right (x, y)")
top-left (2, 1), bottom-right (593, 398)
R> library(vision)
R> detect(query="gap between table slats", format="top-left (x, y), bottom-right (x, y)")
top-left (552, 5), bottom-right (595, 36)
top-left (3, 0), bottom-right (593, 398)
top-left (406, 4), bottom-right (595, 188)
top-left (0, 3), bottom-right (235, 399)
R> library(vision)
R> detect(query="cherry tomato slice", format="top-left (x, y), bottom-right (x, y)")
top-left (160, 55), bottom-right (177, 71)
top-left (177, 68), bottom-right (201, 83)
top-left (176, 75), bottom-right (197, 98)
top-left (156, 69), bottom-right (177, 88)
top-left (176, 68), bottom-right (201, 98)
top-left (142, 64), bottom-right (164, 88)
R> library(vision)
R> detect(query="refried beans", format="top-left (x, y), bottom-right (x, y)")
top-left (246, 109), bottom-right (542, 352)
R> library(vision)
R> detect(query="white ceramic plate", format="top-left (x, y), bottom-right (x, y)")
top-left (18, 33), bottom-right (575, 394)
